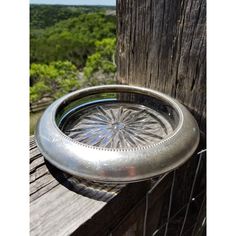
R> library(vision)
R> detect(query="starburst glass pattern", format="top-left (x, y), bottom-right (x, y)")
top-left (62, 102), bottom-right (174, 149)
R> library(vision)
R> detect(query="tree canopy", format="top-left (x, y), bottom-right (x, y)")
top-left (30, 12), bottom-right (116, 68)
top-left (30, 5), bottom-right (117, 104)
top-left (84, 37), bottom-right (116, 79)
top-left (30, 61), bottom-right (80, 102)
top-left (30, 5), bottom-right (115, 29)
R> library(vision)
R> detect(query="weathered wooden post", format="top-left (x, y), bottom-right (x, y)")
top-left (116, 0), bottom-right (206, 235)
top-left (117, 0), bottom-right (206, 132)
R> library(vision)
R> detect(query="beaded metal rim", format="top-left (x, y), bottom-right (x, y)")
top-left (61, 102), bottom-right (175, 149)
top-left (52, 86), bottom-right (184, 152)
top-left (35, 85), bottom-right (199, 183)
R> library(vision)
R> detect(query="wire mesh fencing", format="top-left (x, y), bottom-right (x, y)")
top-left (143, 149), bottom-right (206, 236)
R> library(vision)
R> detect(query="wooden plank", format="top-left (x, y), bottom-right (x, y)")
top-left (71, 180), bottom-right (150, 236)
top-left (30, 137), bottom-right (151, 236)
top-left (30, 184), bottom-right (106, 236)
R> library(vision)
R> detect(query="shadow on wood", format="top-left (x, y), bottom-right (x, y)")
top-left (44, 159), bottom-right (126, 203)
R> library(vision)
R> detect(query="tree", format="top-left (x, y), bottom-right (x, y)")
top-left (30, 61), bottom-right (80, 103)
top-left (83, 37), bottom-right (116, 84)
top-left (30, 13), bottom-right (116, 68)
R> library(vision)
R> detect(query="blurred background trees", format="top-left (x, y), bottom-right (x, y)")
top-left (30, 61), bottom-right (80, 102)
top-left (30, 5), bottom-right (116, 104)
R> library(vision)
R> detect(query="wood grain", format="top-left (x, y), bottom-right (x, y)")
top-left (117, 0), bottom-right (206, 131)
top-left (116, 1), bottom-right (206, 233)
top-left (30, 137), bottom-right (150, 236)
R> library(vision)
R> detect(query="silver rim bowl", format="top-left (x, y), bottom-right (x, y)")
top-left (35, 85), bottom-right (200, 183)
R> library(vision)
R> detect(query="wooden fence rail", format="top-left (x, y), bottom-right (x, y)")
top-left (30, 97), bottom-right (53, 113)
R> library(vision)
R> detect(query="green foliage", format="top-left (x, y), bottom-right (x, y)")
top-left (30, 5), bottom-right (82, 29)
top-left (30, 6), bottom-right (117, 106)
top-left (30, 12), bottom-right (116, 68)
top-left (30, 5), bottom-right (115, 29)
top-left (84, 37), bottom-right (116, 79)
top-left (30, 81), bottom-right (50, 103)
top-left (30, 61), bottom-right (80, 103)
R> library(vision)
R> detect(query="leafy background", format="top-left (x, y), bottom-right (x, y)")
top-left (30, 5), bottom-right (116, 133)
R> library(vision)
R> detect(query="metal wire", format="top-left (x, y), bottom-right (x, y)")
top-left (143, 173), bottom-right (169, 236)
top-left (152, 190), bottom-right (205, 235)
top-left (142, 149), bottom-right (206, 236)
top-left (179, 152), bottom-right (203, 236)
top-left (164, 170), bottom-right (176, 236)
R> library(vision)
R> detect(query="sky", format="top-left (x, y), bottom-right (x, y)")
top-left (30, 0), bottom-right (116, 5)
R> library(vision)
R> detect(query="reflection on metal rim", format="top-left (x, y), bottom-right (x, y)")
top-left (35, 85), bottom-right (200, 183)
